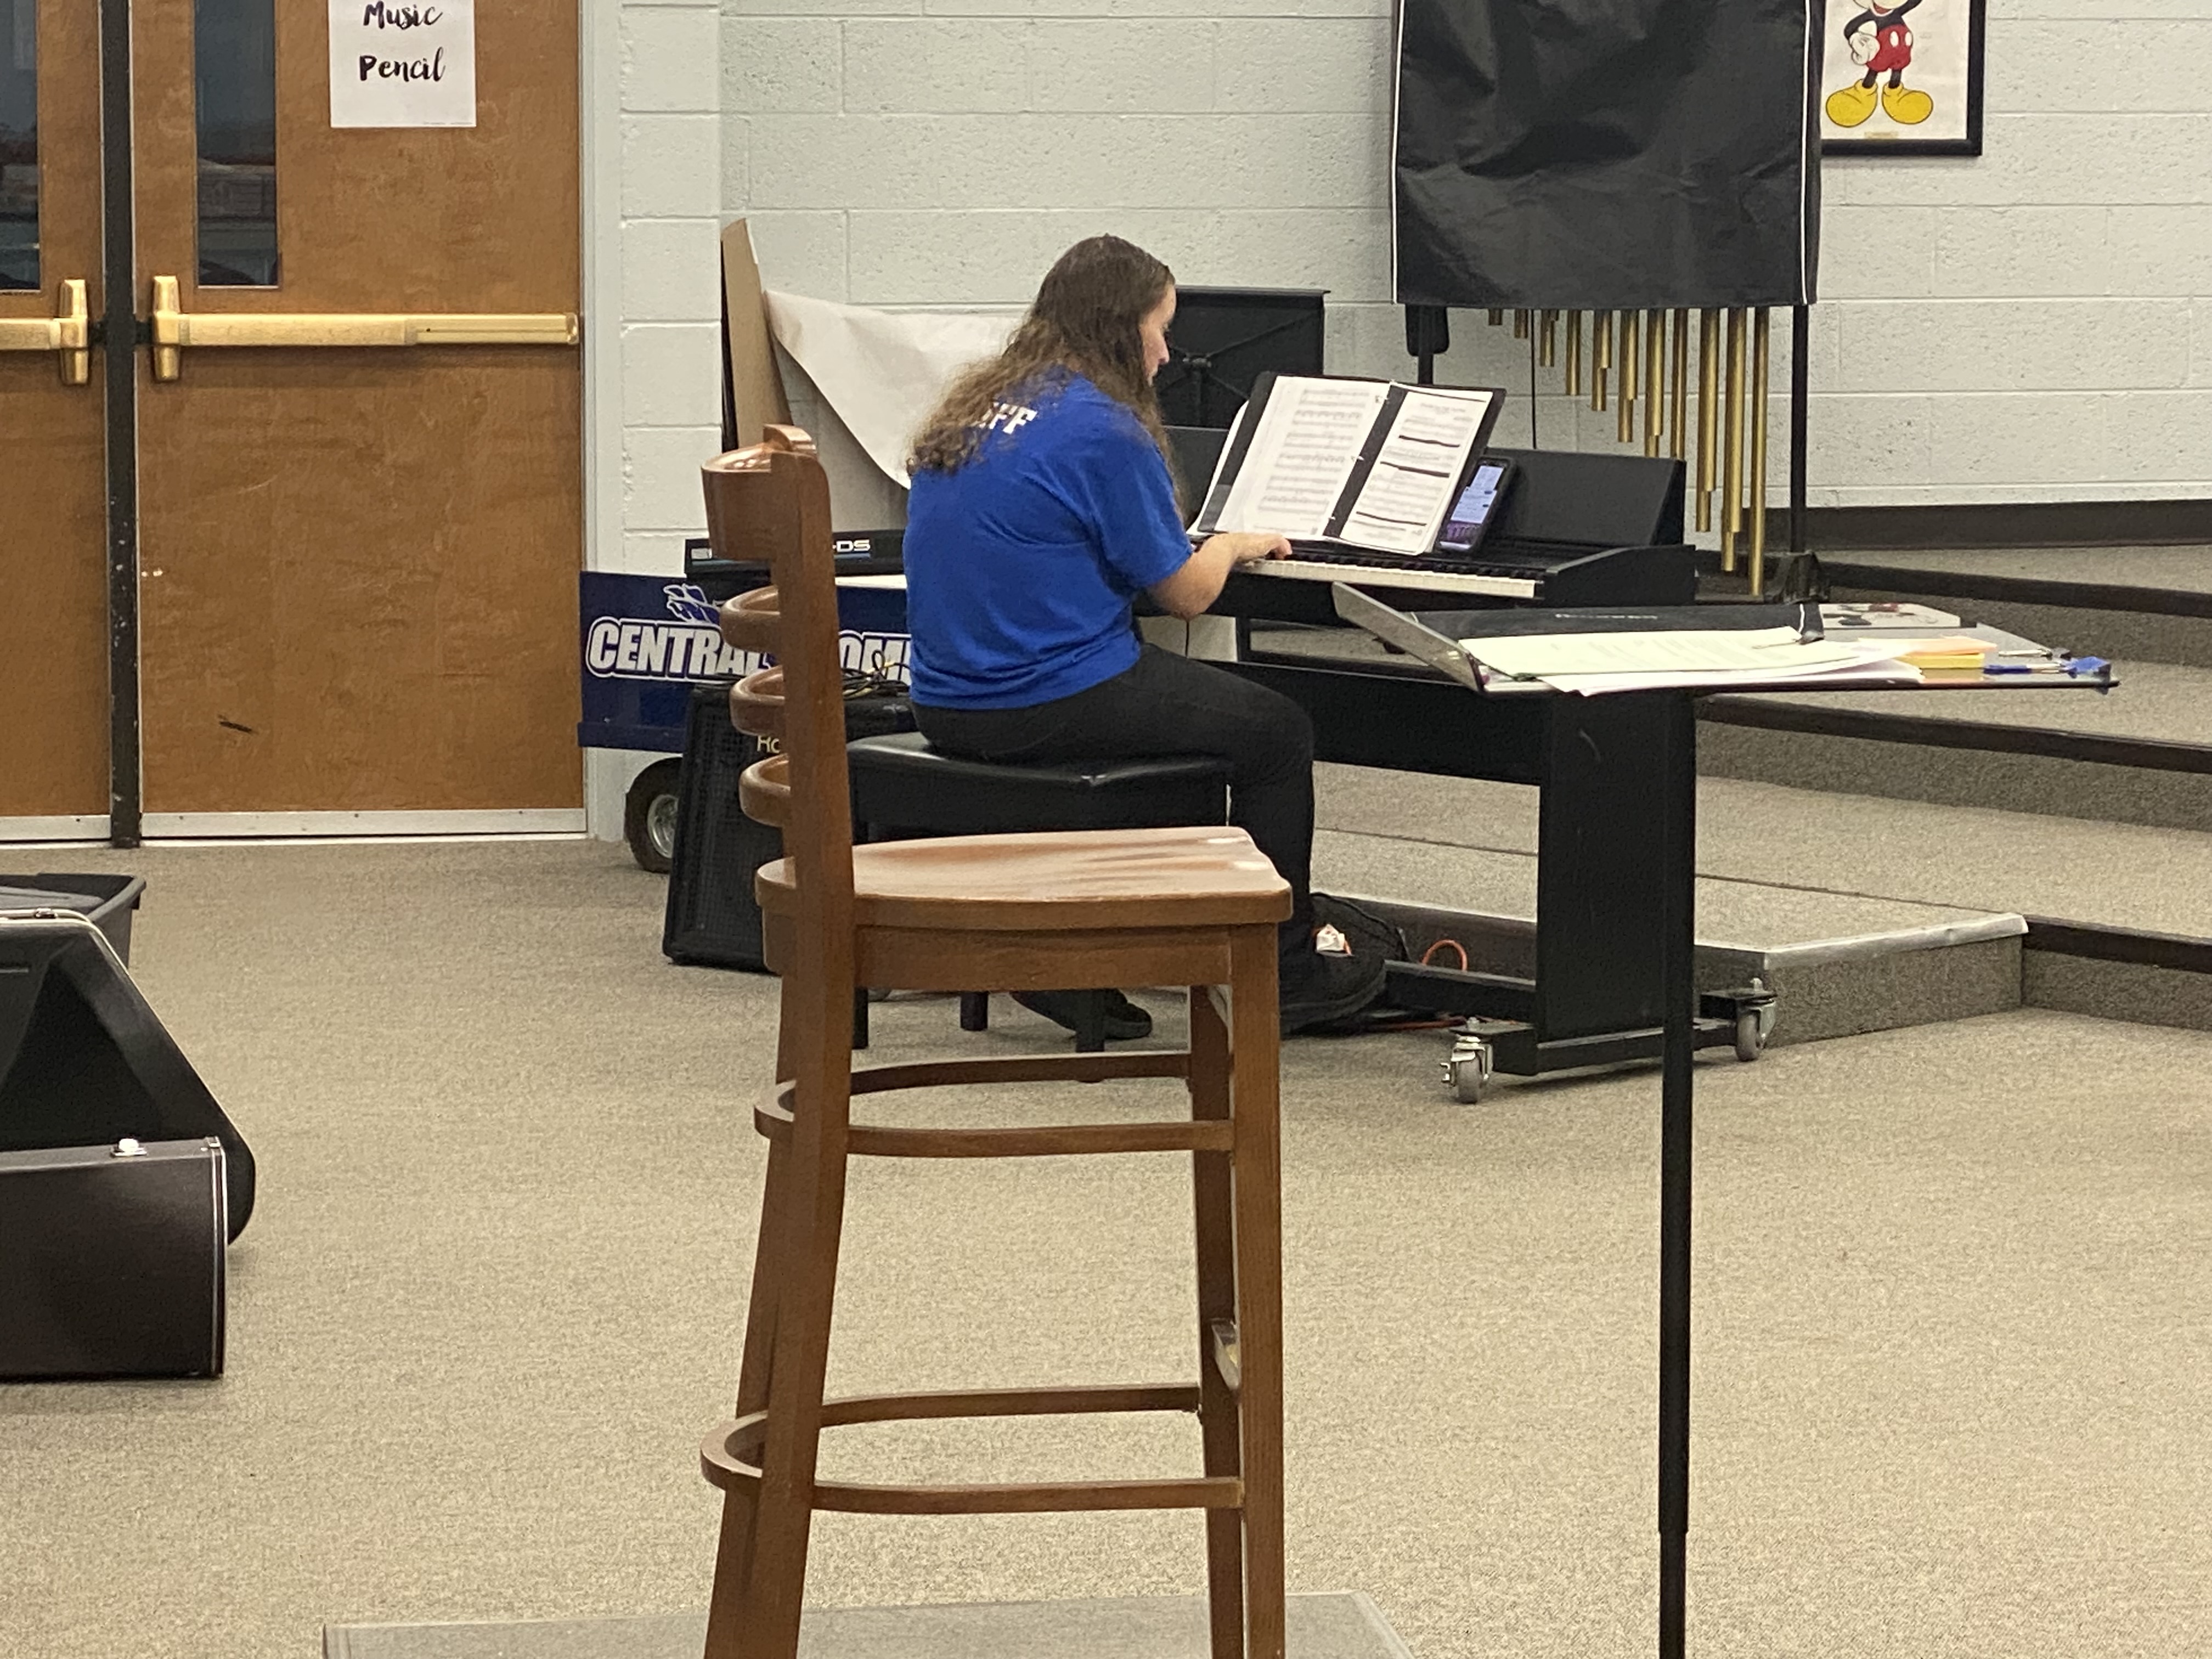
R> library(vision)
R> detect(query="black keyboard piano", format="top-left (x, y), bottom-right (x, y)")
top-left (1171, 434), bottom-right (1697, 621)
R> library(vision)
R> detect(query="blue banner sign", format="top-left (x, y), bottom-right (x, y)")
top-left (577, 571), bottom-right (911, 752)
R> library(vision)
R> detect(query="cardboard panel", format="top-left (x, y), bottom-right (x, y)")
top-left (722, 220), bottom-right (792, 447)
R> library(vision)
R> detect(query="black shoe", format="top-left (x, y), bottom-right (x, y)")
top-left (1010, 989), bottom-right (1154, 1041)
top-left (1278, 949), bottom-right (1389, 1035)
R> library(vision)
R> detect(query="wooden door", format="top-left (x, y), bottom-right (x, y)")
top-left (2, 0), bottom-right (582, 840)
top-left (0, 0), bottom-right (106, 833)
top-left (132, 1), bottom-right (582, 825)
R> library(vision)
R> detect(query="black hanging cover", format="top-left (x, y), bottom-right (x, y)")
top-left (1394, 0), bottom-right (1821, 311)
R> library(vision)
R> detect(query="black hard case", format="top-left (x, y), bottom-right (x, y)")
top-left (0, 1136), bottom-right (227, 1380)
top-left (0, 912), bottom-right (257, 1238)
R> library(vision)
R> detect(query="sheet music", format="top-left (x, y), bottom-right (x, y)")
top-left (1338, 388), bottom-right (1496, 555)
top-left (1213, 377), bottom-right (1390, 539)
top-left (1460, 627), bottom-right (1880, 682)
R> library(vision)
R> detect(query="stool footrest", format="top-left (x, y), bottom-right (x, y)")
top-left (702, 1385), bottom-right (1235, 1515)
top-left (758, 1052), bottom-right (1233, 1159)
top-left (850, 1053), bottom-right (1193, 1092)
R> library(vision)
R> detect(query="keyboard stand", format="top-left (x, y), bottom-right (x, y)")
top-left (1222, 646), bottom-right (1771, 1080)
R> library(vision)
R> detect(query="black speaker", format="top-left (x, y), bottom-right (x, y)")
top-left (0, 913), bottom-right (256, 1240)
top-left (662, 682), bottom-right (782, 970)
top-left (661, 682), bottom-right (916, 970)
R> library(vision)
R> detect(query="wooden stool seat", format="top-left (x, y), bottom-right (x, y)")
top-left (759, 823), bottom-right (1286, 933)
top-left (698, 428), bottom-right (1290, 1659)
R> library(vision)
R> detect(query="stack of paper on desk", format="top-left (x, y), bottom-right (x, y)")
top-left (1457, 625), bottom-right (1922, 694)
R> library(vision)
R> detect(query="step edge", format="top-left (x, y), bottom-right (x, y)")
top-left (1820, 562), bottom-right (2212, 620)
top-left (1699, 697), bottom-right (2212, 775)
top-left (2022, 916), bottom-right (2212, 974)
top-left (1325, 888), bottom-right (2022, 971)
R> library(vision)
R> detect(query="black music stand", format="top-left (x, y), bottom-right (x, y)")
top-left (1156, 287), bottom-right (1324, 429)
top-left (1332, 589), bottom-right (2117, 1659)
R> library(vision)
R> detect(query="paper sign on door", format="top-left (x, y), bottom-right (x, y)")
top-left (329, 1), bottom-right (476, 129)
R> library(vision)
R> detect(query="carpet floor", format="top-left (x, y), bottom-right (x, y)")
top-left (2, 838), bottom-right (2207, 1659)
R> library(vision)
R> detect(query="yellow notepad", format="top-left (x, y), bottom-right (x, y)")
top-left (1893, 637), bottom-right (1990, 669)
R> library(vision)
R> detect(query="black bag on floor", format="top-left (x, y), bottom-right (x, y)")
top-left (0, 913), bottom-right (256, 1239)
top-left (0, 1136), bottom-right (227, 1380)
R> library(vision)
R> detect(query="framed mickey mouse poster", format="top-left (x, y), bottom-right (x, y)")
top-left (1818, 0), bottom-right (1985, 155)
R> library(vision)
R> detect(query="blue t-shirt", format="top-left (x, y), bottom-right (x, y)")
top-left (904, 374), bottom-right (1193, 709)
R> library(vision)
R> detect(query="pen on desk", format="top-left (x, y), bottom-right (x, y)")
top-left (1984, 656), bottom-right (2110, 678)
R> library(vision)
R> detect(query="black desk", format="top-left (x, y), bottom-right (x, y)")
top-left (1223, 630), bottom-right (1761, 1077)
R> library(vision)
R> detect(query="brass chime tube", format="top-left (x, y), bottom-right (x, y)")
top-left (1720, 308), bottom-right (1747, 572)
top-left (1488, 308), bottom-right (1505, 326)
top-left (1669, 308), bottom-right (1690, 462)
top-left (1564, 310), bottom-right (1582, 396)
top-left (1617, 311), bottom-right (1639, 443)
top-left (1643, 309), bottom-right (1664, 457)
top-left (1539, 308), bottom-right (1558, 367)
top-left (1592, 311), bottom-right (1612, 410)
top-left (1512, 308), bottom-right (1531, 340)
top-left (1749, 308), bottom-right (1771, 596)
top-left (1696, 309), bottom-right (1720, 532)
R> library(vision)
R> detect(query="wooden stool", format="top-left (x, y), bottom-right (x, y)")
top-left (697, 427), bottom-right (1292, 1659)
top-left (846, 732), bottom-right (1233, 1051)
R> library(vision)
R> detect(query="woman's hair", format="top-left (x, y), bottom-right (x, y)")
top-left (908, 235), bottom-right (1175, 476)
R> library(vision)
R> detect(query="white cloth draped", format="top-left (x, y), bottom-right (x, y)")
top-left (763, 291), bottom-right (1021, 487)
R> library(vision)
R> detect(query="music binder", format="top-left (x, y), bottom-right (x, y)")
top-left (1191, 372), bottom-right (1506, 557)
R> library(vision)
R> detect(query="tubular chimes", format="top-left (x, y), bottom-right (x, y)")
top-left (1465, 297), bottom-right (1780, 588)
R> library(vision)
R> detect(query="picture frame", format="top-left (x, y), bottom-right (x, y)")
top-left (1817, 0), bottom-right (1985, 157)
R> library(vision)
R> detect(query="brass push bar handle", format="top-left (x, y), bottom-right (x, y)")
top-left (148, 275), bottom-right (578, 381)
top-left (0, 280), bottom-right (92, 385)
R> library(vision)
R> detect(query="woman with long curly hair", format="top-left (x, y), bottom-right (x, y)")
top-left (902, 235), bottom-right (1387, 1035)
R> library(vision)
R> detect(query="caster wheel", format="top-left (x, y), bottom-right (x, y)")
top-left (624, 758), bottom-right (682, 874)
top-left (1734, 1008), bottom-right (1766, 1063)
top-left (1442, 1032), bottom-right (1493, 1104)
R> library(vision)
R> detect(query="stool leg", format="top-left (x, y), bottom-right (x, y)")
top-left (851, 986), bottom-right (870, 1050)
top-left (958, 991), bottom-right (990, 1032)
top-left (732, 981), bottom-right (857, 1659)
top-left (1189, 981), bottom-right (1245, 1659)
top-left (1227, 927), bottom-right (1288, 1659)
top-left (1074, 990), bottom-right (1107, 1054)
top-left (704, 1139), bottom-right (798, 1657)
top-left (705, 986), bottom-right (806, 1659)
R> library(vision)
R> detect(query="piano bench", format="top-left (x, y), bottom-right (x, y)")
top-left (846, 731), bottom-right (1232, 1050)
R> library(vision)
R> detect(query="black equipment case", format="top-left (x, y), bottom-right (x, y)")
top-left (0, 1136), bottom-right (227, 1380)
top-left (0, 912), bottom-right (257, 1239)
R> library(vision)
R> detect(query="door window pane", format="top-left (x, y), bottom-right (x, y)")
top-left (196, 0), bottom-right (276, 286)
top-left (0, 0), bottom-right (35, 291)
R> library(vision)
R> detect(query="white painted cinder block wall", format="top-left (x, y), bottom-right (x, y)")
top-left (584, 0), bottom-right (729, 835)
top-left (713, 0), bottom-right (2212, 512)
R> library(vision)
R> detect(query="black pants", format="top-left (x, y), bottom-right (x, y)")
top-left (913, 645), bottom-right (1317, 957)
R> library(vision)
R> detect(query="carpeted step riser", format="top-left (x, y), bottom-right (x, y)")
top-left (1828, 585), bottom-right (2212, 673)
top-left (2022, 953), bottom-right (2212, 1033)
top-left (1328, 894), bottom-right (2023, 1049)
top-left (1697, 724), bottom-right (2212, 833)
